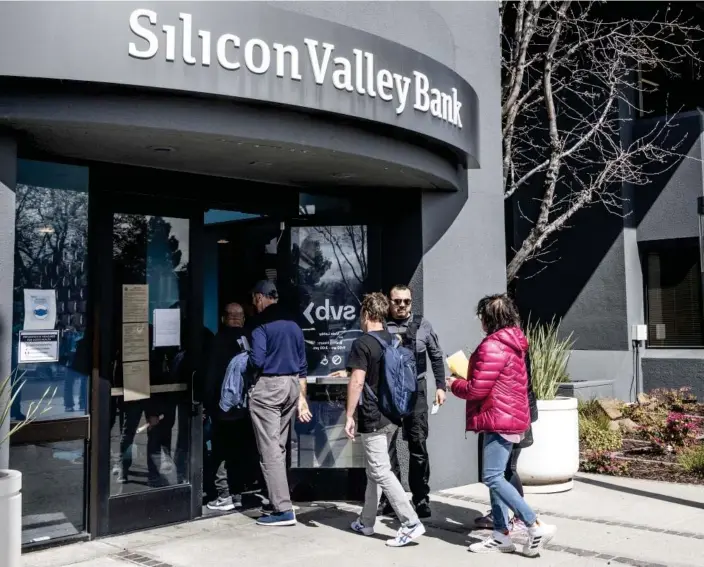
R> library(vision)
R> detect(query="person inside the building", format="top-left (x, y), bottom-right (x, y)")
top-left (203, 302), bottom-right (252, 511)
top-left (344, 292), bottom-right (426, 547)
top-left (446, 293), bottom-right (556, 556)
top-left (377, 284), bottom-right (446, 519)
top-left (247, 280), bottom-right (311, 527)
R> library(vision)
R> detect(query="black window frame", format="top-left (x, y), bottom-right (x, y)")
top-left (641, 238), bottom-right (704, 349)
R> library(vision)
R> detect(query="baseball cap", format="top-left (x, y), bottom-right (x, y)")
top-left (251, 280), bottom-right (278, 298)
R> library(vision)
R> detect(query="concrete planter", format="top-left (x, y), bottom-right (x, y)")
top-left (517, 397), bottom-right (579, 493)
top-left (557, 380), bottom-right (615, 401)
top-left (0, 469), bottom-right (22, 567)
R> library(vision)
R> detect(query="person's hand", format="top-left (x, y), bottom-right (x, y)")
top-left (445, 376), bottom-right (457, 391)
top-left (344, 416), bottom-right (356, 440)
top-left (329, 370), bottom-right (348, 378)
top-left (298, 396), bottom-right (313, 423)
top-left (435, 388), bottom-right (447, 406)
top-left (147, 415), bottom-right (160, 428)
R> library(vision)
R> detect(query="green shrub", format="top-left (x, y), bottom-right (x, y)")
top-left (651, 387), bottom-right (698, 412)
top-left (578, 400), bottom-right (612, 430)
top-left (677, 445), bottom-right (704, 477)
top-left (579, 416), bottom-right (623, 452)
top-left (525, 317), bottom-right (575, 400)
top-left (580, 450), bottom-right (629, 476)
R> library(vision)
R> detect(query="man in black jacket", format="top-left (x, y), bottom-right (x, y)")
top-left (204, 302), bottom-right (253, 511)
top-left (379, 285), bottom-right (446, 519)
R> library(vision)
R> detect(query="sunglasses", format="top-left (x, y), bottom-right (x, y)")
top-left (392, 298), bottom-right (412, 306)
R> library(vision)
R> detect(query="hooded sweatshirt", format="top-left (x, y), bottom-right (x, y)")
top-left (450, 326), bottom-right (531, 435)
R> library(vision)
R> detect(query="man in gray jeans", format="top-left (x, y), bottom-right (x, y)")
top-left (344, 292), bottom-right (426, 547)
top-left (247, 281), bottom-right (311, 527)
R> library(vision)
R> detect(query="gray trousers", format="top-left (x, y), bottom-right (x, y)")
top-left (249, 375), bottom-right (300, 513)
top-left (360, 424), bottom-right (420, 528)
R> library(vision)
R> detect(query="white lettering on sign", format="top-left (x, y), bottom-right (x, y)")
top-left (128, 9), bottom-right (463, 128)
top-left (303, 300), bottom-right (356, 325)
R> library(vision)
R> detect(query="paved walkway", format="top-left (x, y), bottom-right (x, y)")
top-left (24, 473), bottom-right (704, 567)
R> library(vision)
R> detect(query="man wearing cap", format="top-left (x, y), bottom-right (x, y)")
top-left (247, 280), bottom-right (311, 527)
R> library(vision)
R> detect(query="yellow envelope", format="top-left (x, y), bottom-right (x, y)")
top-left (446, 350), bottom-right (469, 379)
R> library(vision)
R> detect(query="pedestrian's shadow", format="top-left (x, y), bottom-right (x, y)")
top-left (297, 506), bottom-right (390, 543)
top-left (298, 500), bottom-right (487, 549)
top-left (378, 500), bottom-right (486, 548)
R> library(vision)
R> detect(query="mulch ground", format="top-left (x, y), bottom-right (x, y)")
top-left (580, 438), bottom-right (704, 485)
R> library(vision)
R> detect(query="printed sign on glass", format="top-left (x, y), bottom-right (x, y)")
top-left (291, 225), bottom-right (367, 376)
top-left (18, 330), bottom-right (60, 364)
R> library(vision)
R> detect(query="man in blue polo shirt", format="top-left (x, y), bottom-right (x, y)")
top-left (247, 280), bottom-right (311, 527)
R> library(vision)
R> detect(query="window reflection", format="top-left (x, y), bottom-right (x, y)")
top-left (10, 440), bottom-right (86, 544)
top-left (11, 160), bottom-right (90, 421)
top-left (110, 214), bottom-right (191, 494)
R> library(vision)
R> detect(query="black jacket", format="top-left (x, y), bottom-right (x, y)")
top-left (204, 326), bottom-right (248, 419)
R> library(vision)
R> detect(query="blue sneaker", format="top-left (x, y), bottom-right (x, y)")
top-left (256, 510), bottom-right (296, 527)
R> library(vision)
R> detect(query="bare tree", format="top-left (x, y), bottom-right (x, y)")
top-left (313, 226), bottom-right (368, 304)
top-left (503, 1), bottom-right (703, 282)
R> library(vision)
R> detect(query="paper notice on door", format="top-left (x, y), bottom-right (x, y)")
top-left (122, 322), bottom-right (149, 362)
top-left (122, 284), bottom-right (149, 323)
top-left (23, 289), bottom-right (57, 330)
top-left (123, 360), bottom-right (150, 401)
top-left (446, 350), bottom-right (469, 379)
top-left (153, 308), bottom-right (181, 347)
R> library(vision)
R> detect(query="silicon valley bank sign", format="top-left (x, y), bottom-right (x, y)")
top-left (128, 9), bottom-right (464, 128)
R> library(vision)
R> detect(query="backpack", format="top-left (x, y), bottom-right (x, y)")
top-left (363, 331), bottom-right (418, 422)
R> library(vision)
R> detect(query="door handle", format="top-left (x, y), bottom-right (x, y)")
top-left (191, 371), bottom-right (197, 406)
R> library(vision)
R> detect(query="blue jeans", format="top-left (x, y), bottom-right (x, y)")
top-left (482, 432), bottom-right (537, 532)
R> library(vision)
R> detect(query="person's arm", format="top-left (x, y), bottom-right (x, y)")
top-left (423, 320), bottom-right (446, 391)
top-left (448, 340), bottom-right (504, 401)
top-left (343, 339), bottom-right (368, 439)
top-left (345, 368), bottom-right (366, 440)
top-left (422, 319), bottom-right (447, 405)
top-left (296, 328), bottom-right (312, 422)
top-left (247, 325), bottom-right (267, 374)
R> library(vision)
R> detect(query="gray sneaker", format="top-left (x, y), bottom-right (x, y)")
top-left (207, 496), bottom-right (236, 511)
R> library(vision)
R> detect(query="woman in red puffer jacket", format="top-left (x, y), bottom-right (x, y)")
top-left (446, 294), bottom-right (556, 556)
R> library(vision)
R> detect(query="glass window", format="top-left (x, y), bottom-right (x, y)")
top-left (646, 245), bottom-right (704, 347)
top-left (109, 214), bottom-right (191, 495)
top-left (290, 225), bottom-right (368, 469)
top-left (10, 440), bottom-right (86, 544)
top-left (11, 160), bottom-right (90, 421)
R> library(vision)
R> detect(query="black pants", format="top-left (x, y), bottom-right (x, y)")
top-left (211, 417), bottom-right (257, 499)
top-left (387, 380), bottom-right (430, 506)
top-left (505, 444), bottom-right (524, 497)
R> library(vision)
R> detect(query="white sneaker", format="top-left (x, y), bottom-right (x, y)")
top-left (386, 522), bottom-right (426, 547)
top-left (350, 518), bottom-right (375, 536)
top-left (469, 531), bottom-right (516, 554)
top-left (524, 520), bottom-right (557, 557)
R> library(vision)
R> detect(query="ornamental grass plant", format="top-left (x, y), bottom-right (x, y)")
top-left (1, 369), bottom-right (56, 447)
top-left (525, 317), bottom-right (574, 400)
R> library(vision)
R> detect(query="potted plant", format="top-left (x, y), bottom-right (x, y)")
top-left (516, 319), bottom-right (579, 493)
top-left (1, 371), bottom-right (55, 567)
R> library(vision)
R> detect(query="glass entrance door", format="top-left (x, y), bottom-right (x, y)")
top-left (91, 191), bottom-right (204, 536)
top-left (286, 221), bottom-right (378, 500)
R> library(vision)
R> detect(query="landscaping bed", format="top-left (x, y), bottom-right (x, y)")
top-left (578, 388), bottom-right (704, 485)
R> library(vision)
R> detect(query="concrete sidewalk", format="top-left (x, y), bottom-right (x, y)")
top-left (24, 473), bottom-right (704, 567)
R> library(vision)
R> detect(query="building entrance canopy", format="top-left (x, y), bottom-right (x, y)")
top-left (0, 1), bottom-right (479, 167)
